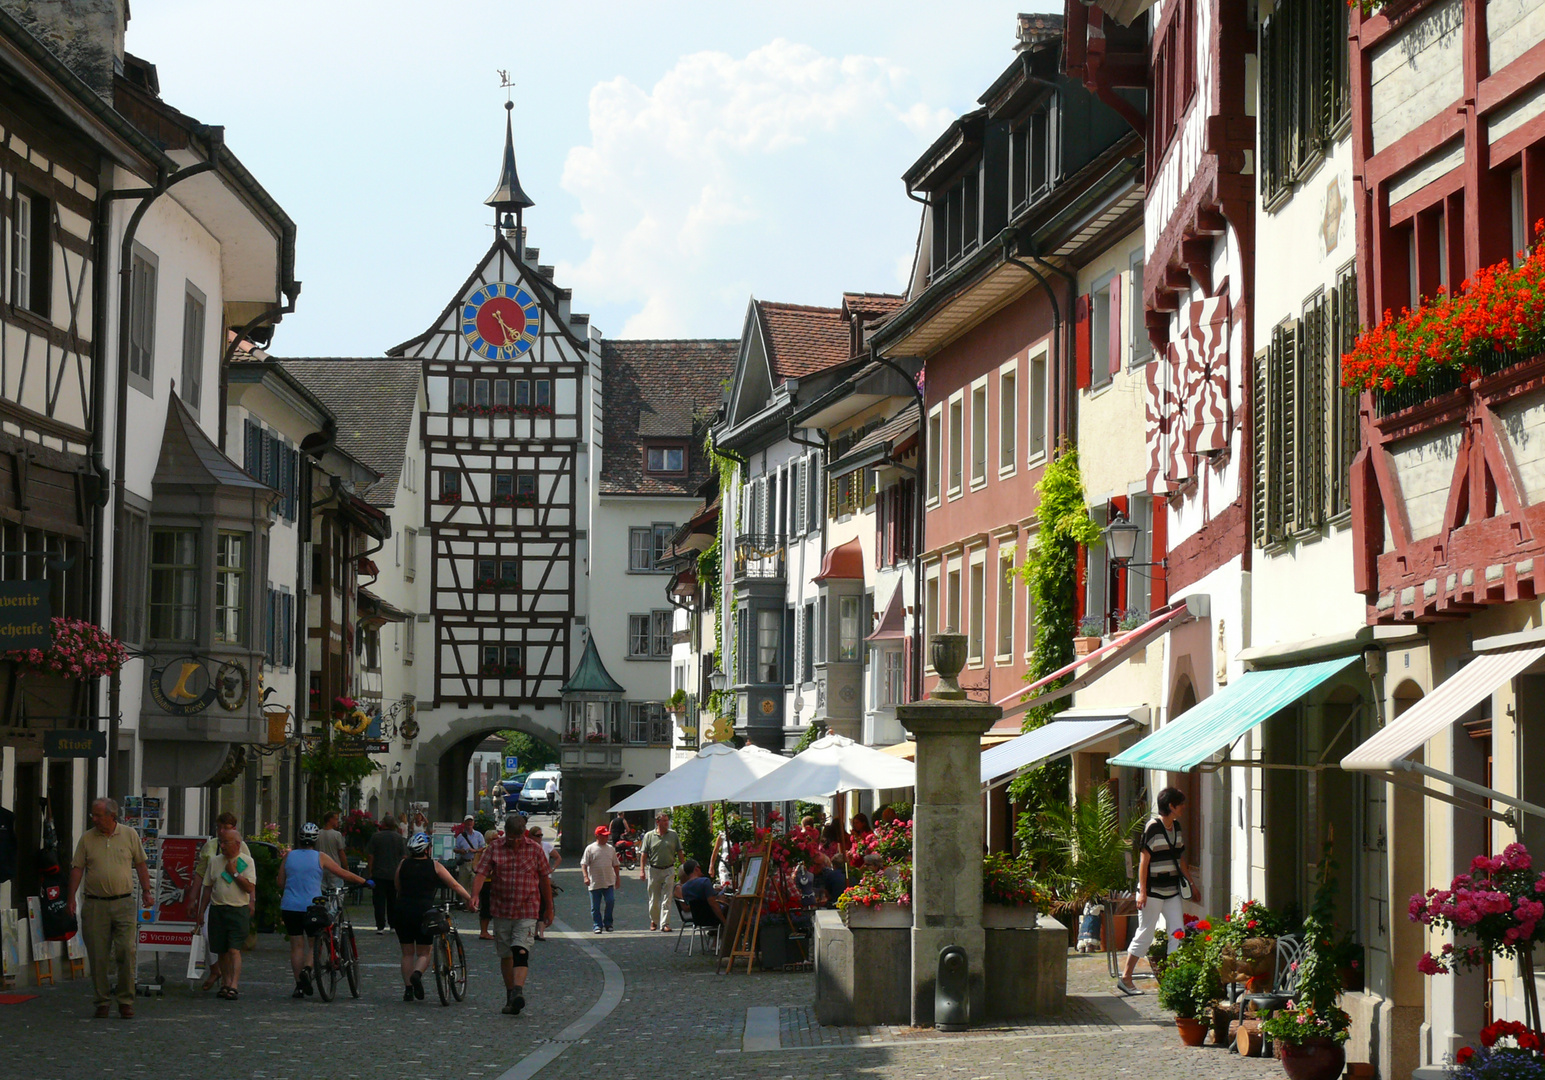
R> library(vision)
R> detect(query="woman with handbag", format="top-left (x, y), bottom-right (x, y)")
top-left (394, 832), bottom-right (471, 1001)
top-left (1117, 787), bottom-right (1195, 996)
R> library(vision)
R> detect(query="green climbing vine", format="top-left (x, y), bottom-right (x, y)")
top-left (1010, 444), bottom-right (1101, 811)
top-left (701, 428), bottom-right (739, 721)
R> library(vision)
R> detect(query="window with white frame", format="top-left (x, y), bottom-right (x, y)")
top-left (652, 610), bottom-right (672, 656)
top-left (998, 366), bottom-right (1017, 473)
top-left (927, 407), bottom-right (942, 502)
top-left (1089, 277), bottom-right (1115, 390)
top-left (1028, 349), bottom-right (1048, 461)
top-left (838, 594), bottom-right (861, 662)
top-left (1129, 249), bottom-right (1151, 364)
top-left (628, 614), bottom-right (652, 657)
top-left (756, 608), bottom-right (781, 683)
top-left (924, 572), bottom-right (939, 662)
top-left (214, 531), bottom-right (248, 645)
top-left (968, 557), bottom-right (985, 662)
top-left (628, 527), bottom-right (654, 571)
top-left (996, 547), bottom-right (1014, 659)
top-left (11, 189), bottom-right (49, 318)
top-left (948, 396), bottom-right (963, 494)
top-left (947, 563), bottom-right (961, 635)
top-left (128, 245), bottom-right (157, 392)
top-left (404, 615), bottom-right (416, 663)
top-left (880, 648), bottom-right (904, 707)
top-left (970, 382), bottom-right (988, 487)
top-left (404, 527), bottom-right (417, 580)
top-left (628, 611), bottom-right (672, 658)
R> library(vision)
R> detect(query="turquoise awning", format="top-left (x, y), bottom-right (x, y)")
top-left (1108, 655), bottom-right (1358, 772)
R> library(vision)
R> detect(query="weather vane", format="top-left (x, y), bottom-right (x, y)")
top-left (498, 69), bottom-right (513, 104)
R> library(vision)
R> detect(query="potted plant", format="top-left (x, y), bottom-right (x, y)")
top-left (1264, 843), bottom-right (1352, 1080)
top-left (836, 865), bottom-right (912, 928)
top-left (1073, 616), bottom-right (1105, 655)
top-left (1448, 1021), bottom-right (1545, 1079)
top-left (1157, 956), bottom-right (1221, 1046)
top-left (1116, 609), bottom-right (1149, 632)
top-left (667, 689), bottom-right (687, 716)
top-left (1016, 786), bottom-right (1137, 925)
top-left (1330, 936), bottom-right (1363, 992)
top-left (1209, 898), bottom-right (1284, 989)
top-left (981, 852), bottom-right (1044, 928)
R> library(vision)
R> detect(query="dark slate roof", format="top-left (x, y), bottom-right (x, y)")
top-left (599, 339), bottom-right (736, 497)
top-left (155, 394), bottom-right (272, 492)
top-left (279, 358), bottom-right (421, 507)
top-left (755, 301), bottom-right (849, 382)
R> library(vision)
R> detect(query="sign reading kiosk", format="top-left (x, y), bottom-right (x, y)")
top-left (0, 580), bottom-right (51, 651)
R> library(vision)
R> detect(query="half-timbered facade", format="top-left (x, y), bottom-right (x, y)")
top-left (1339, 1), bottom-right (1545, 1070)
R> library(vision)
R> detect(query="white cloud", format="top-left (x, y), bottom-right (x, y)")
top-left (557, 39), bottom-right (942, 338)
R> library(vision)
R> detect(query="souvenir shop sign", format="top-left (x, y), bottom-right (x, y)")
top-left (43, 729), bottom-right (105, 757)
top-left (147, 657), bottom-right (250, 716)
top-left (0, 581), bottom-right (50, 650)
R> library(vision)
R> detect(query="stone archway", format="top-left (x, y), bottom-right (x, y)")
top-left (413, 711), bottom-right (563, 823)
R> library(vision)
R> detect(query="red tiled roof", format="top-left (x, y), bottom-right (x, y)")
top-left (599, 339), bottom-right (736, 497)
top-left (756, 301), bottom-right (849, 382)
top-left (841, 292), bottom-right (905, 320)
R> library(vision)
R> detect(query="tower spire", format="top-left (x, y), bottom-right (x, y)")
top-left (486, 100), bottom-right (535, 217)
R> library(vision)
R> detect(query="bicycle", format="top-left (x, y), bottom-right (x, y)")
top-left (310, 886), bottom-right (361, 1001)
top-left (424, 904), bottom-right (466, 1005)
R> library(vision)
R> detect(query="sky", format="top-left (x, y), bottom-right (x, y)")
top-left (124, 1), bottom-right (1055, 354)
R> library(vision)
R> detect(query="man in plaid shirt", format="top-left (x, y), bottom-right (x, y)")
top-left (470, 814), bottom-right (554, 1015)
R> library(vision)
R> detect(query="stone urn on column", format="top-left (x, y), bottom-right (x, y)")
top-left (895, 631), bottom-right (1001, 1027)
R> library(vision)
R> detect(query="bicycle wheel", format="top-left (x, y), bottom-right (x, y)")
top-left (341, 922), bottom-right (361, 999)
top-left (312, 931), bottom-right (338, 1001)
top-left (433, 934), bottom-right (451, 1006)
top-left (448, 929), bottom-right (467, 1001)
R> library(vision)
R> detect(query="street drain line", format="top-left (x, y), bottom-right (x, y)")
top-left (494, 918), bottom-right (625, 1080)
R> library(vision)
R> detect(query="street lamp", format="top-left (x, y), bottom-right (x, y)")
top-left (708, 667), bottom-right (728, 693)
top-left (1103, 511), bottom-right (1143, 565)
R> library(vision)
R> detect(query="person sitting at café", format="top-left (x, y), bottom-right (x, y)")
top-left (811, 853), bottom-right (848, 908)
top-left (674, 859), bottom-right (727, 927)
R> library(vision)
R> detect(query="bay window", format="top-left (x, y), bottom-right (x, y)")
top-left (149, 528), bottom-right (198, 642)
top-left (214, 531), bottom-right (248, 644)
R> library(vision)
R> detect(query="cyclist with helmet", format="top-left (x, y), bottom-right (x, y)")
top-left (395, 832), bottom-right (471, 1002)
top-left (276, 822), bottom-right (367, 998)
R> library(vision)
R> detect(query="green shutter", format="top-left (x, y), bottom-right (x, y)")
top-left (1296, 301), bottom-right (1326, 532)
top-left (1253, 348), bottom-right (1272, 548)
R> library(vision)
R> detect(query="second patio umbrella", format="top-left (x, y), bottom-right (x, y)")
top-left (607, 742), bottom-right (785, 813)
top-left (727, 733), bottom-right (916, 803)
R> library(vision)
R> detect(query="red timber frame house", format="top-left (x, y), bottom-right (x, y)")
top-left (1349, 0), bottom-right (1545, 624)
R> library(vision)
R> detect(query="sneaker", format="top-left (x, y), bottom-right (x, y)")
top-left (501, 989), bottom-right (518, 1015)
top-left (299, 967), bottom-right (314, 997)
top-left (403, 985), bottom-right (414, 1002)
top-left (509, 988), bottom-right (525, 1015)
top-left (603, 925), bottom-right (614, 932)
top-left (1115, 980), bottom-right (1143, 997)
top-left (593, 926), bottom-right (604, 934)
top-left (376, 928), bottom-right (386, 935)
top-left (410, 970), bottom-right (425, 1000)
top-left (292, 981), bottom-right (306, 999)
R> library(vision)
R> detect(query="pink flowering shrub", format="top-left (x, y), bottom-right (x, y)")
top-left (4, 617), bottom-right (126, 679)
top-left (1410, 843), bottom-right (1545, 974)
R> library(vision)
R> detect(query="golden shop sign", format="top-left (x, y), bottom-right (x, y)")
top-left (148, 656), bottom-right (251, 716)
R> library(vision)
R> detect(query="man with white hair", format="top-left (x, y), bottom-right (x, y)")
top-left (68, 798), bottom-right (151, 1018)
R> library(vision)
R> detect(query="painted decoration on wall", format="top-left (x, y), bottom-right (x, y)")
top-left (1146, 292), bottom-right (1232, 494)
top-left (461, 283), bottom-right (540, 359)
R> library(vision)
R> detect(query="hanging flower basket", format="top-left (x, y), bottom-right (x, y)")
top-left (4, 617), bottom-right (127, 679)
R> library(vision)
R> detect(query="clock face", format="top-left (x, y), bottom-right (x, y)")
top-left (461, 283), bottom-right (539, 360)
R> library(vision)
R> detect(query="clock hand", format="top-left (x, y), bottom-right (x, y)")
top-left (492, 310), bottom-right (521, 346)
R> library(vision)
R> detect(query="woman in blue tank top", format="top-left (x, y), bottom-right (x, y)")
top-left (276, 822), bottom-right (366, 998)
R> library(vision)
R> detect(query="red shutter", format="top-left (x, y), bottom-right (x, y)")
top-left (1075, 294), bottom-right (1092, 389)
top-left (1108, 281), bottom-right (1123, 376)
top-left (1150, 499), bottom-right (1168, 609)
top-left (1074, 544), bottom-right (1088, 622)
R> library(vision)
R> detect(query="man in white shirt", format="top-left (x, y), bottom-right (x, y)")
top-left (580, 827), bottom-right (622, 933)
top-left (454, 816), bottom-right (487, 894)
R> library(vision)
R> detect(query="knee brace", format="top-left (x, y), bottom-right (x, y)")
top-left (512, 946), bottom-right (529, 969)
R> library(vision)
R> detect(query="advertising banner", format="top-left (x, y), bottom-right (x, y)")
top-left (136, 834), bottom-right (202, 953)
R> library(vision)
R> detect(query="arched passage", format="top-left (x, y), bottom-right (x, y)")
top-left (413, 712), bottom-right (563, 823)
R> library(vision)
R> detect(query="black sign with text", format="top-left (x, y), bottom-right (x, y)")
top-left (0, 580), bottom-right (50, 651)
top-left (44, 729), bottom-right (106, 757)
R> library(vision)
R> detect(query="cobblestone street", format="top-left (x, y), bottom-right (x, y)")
top-left (0, 865), bottom-right (1289, 1080)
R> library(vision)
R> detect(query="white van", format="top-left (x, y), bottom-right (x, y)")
top-left (517, 770), bottom-right (561, 813)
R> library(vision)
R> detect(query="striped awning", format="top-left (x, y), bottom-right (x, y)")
top-left (1342, 644), bottom-right (1545, 772)
top-left (981, 709), bottom-right (1145, 785)
top-left (1109, 655), bottom-right (1357, 772)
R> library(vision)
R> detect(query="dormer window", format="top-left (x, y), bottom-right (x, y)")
top-left (646, 444), bottom-right (686, 475)
top-left (931, 164), bottom-right (981, 279)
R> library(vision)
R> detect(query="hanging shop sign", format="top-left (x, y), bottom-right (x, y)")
top-left (0, 580), bottom-right (51, 651)
top-left (43, 729), bottom-right (105, 757)
top-left (148, 658), bottom-right (250, 716)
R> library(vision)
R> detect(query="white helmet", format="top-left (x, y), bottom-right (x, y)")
top-left (299, 822), bottom-right (320, 845)
top-left (408, 832), bottom-right (431, 855)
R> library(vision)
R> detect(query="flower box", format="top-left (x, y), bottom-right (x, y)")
top-left (841, 901), bottom-right (911, 929)
top-left (1073, 635), bottom-right (1102, 656)
top-left (982, 903), bottom-right (1040, 929)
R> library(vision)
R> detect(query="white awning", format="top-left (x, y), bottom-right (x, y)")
top-left (1341, 644), bottom-right (1545, 771)
top-left (981, 708), bottom-right (1147, 786)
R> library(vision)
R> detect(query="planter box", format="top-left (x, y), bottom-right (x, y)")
top-left (814, 909), bottom-right (910, 1026)
top-left (841, 902), bottom-right (911, 928)
top-left (1073, 636), bottom-right (1102, 656)
top-left (983, 917), bottom-right (1068, 1019)
top-left (982, 903), bottom-right (1040, 929)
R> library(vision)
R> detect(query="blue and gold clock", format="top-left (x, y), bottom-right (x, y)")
top-left (461, 283), bottom-right (539, 360)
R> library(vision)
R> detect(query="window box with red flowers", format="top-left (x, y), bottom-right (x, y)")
top-left (451, 402), bottom-right (470, 416)
top-left (4, 617), bottom-right (128, 680)
top-left (493, 493), bottom-right (536, 509)
top-left (1344, 231), bottom-right (1545, 415)
top-left (514, 404), bottom-right (555, 417)
top-left (438, 490), bottom-right (462, 504)
top-left (474, 576), bottom-right (498, 593)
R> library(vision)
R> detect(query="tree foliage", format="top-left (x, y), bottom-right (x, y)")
top-left (674, 804), bottom-right (711, 867)
top-left (1015, 785), bottom-right (1139, 912)
top-left (499, 730), bottom-right (559, 774)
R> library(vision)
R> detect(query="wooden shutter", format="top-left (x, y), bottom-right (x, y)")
top-left (1330, 269), bottom-right (1360, 516)
top-left (1075, 294), bottom-right (1092, 389)
top-left (1252, 348), bottom-right (1271, 548)
top-left (1108, 282), bottom-right (1123, 376)
top-left (1297, 299), bottom-right (1327, 531)
top-left (245, 420), bottom-right (261, 480)
top-left (1277, 323), bottom-right (1299, 537)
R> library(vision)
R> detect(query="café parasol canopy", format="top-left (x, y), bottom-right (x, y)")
top-left (728, 733), bottom-right (916, 803)
top-left (607, 742), bottom-right (785, 813)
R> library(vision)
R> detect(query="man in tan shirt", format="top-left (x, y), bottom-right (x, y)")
top-left (69, 798), bottom-right (151, 1018)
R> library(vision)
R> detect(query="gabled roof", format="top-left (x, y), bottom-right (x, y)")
top-left (281, 359), bottom-right (421, 507)
top-left (841, 293), bottom-right (906, 321)
top-left (599, 339), bottom-right (735, 498)
top-left (754, 301), bottom-right (849, 383)
top-left (562, 635), bottom-right (625, 696)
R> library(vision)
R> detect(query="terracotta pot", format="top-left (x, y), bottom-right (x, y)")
top-left (1073, 635), bottom-right (1103, 656)
top-left (1278, 1037), bottom-right (1346, 1080)
top-left (1175, 1017), bottom-right (1208, 1046)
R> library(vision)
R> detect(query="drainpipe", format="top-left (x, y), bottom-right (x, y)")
top-left (101, 135), bottom-right (223, 800)
top-left (1002, 232), bottom-right (1078, 447)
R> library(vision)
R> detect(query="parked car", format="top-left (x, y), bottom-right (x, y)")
top-left (516, 771), bottom-right (561, 813)
top-left (501, 775), bottom-right (528, 812)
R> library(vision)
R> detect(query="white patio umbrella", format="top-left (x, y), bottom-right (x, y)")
top-left (606, 743), bottom-right (786, 813)
top-left (727, 733), bottom-right (916, 803)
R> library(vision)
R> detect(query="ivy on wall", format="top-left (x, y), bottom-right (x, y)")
top-left (1011, 444), bottom-right (1101, 809)
top-left (702, 429), bottom-right (739, 723)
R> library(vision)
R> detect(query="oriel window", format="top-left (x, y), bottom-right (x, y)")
top-left (214, 532), bottom-right (248, 644)
top-left (149, 528), bottom-right (198, 642)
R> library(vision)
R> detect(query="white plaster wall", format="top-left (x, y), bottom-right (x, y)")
top-left (1077, 226), bottom-right (1150, 505)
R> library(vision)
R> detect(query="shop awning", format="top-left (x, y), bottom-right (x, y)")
top-left (1340, 641), bottom-right (1545, 826)
top-left (879, 733), bottom-right (1018, 762)
top-left (981, 708), bottom-right (1147, 785)
top-left (994, 595), bottom-right (1207, 719)
top-left (1108, 655), bottom-right (1357, 772)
